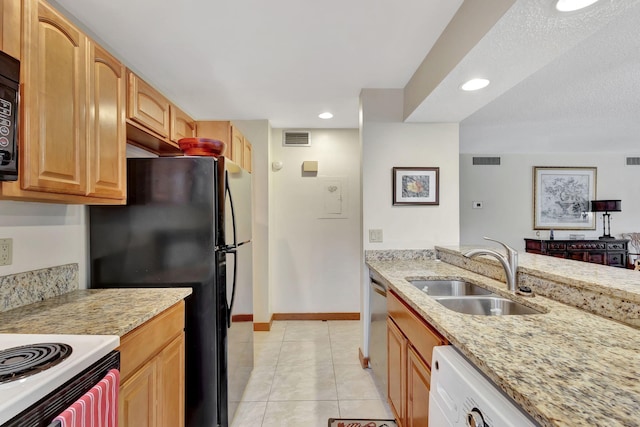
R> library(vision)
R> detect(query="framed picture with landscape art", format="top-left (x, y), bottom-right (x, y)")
top-left (392, 167), bottom-right (439, 205)
top-left (533, 166), bottom-right (596, 230)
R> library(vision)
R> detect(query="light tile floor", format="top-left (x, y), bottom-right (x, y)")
top-left (231, 320), bottom-right (393, 427)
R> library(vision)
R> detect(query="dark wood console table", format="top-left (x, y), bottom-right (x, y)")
top-left (524, 238), bottom-right (629, 268)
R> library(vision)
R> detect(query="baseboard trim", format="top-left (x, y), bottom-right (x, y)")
top-left (253, 314), bottom-right (274, 331)
top-left (232, 314), bottom-right (253, 322)
top-left (272, 312), bottom-right (360, 321)
top-left (359, 347), bottom-right (369, 369)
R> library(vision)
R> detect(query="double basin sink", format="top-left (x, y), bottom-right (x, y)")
top-left (409, 279), bottom-right (542, 316)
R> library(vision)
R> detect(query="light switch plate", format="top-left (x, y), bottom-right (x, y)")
top-left (0, 238), bottom-right (12, 266)
top-left (472, 201), bottom-right (483, 209)
top-left (369, 229), bottom-right (383, 243)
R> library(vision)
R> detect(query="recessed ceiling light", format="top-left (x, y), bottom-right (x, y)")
top-left (460, 78), bottom-right (490, 91)
top-left (319, 112), bottom-right (333, 119)
top-left (555, 0), bottom-right (599, 12)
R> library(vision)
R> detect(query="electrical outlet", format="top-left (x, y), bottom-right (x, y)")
top-left (0, 238), bottom-right (12, 266)
top-left (369, 229), bottom-right (383, 243)
top-left (472, 201), bottom-right (483, 209)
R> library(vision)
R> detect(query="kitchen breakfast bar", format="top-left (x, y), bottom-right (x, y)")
top-left (366, 247), bottom-right (640, 427)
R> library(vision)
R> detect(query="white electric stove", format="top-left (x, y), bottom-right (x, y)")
top-left (0, 333), bottom-right (120, 425)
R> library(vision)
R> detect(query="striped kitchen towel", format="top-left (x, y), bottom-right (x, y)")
top-left (53, 369), bottom-right (120, 427)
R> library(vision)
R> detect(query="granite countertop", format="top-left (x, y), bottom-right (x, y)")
top-left (367, 258), bottom-right (640, 427)
top-left (0, 288), bottom-right (192, 337)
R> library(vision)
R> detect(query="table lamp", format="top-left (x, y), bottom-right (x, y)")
top-left (590, 200), bottom-right (621, 240)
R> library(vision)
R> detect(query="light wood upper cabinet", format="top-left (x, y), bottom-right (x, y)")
top-left (170, 104), bottom-right (196, 143)
top-left (21, 0), bottom-right (87, 195)
top-left (87, 43), bottom-right (126, 199)
top-left (196, 121), bottom-right (253, 172)
top-left (243, 138), bottom-right (252, 173)
top-left (0, 0), bottom-right (126, 204)
top-left (127, 70), bottom-right (171, 139)
top-left (1, 0), bottom-right (21, 58)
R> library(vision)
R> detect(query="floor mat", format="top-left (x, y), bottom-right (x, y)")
top-left (328, 419), bottom-right (397, 427)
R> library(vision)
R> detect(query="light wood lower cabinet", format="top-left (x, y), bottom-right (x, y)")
top-left (118, 302), bottom-right (185, 427)
top-left (120, 358), bottom-right (157, 427)
top-left (387, 318), bottom-right (407, 426)
top-left (407, 346), bottom-right (431, 427)
top-left (388, 291), bottom-right (447, 427)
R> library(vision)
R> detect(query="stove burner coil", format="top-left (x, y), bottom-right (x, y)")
top-left (0, 343), bottom-right (72, 384)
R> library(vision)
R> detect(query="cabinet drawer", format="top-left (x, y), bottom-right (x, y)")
top-left (118, 301), bottom-right (185, 381)
top-left (607, 242), bottom-right (627, 250)
top-left (607, 252), bottom-right (626, 267)
top-left (388, 291), bottom-right (446, 369)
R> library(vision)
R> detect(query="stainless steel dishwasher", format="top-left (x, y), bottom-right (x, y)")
top-left (369, 272), bottom-right (388, 394)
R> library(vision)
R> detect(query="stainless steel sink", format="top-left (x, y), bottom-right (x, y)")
top-left (408, 279), bottom-right (494, 296)
top-left (433, 296), bottom-right (543, 316)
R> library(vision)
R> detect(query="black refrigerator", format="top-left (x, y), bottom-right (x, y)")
top-left (89, 156), bottom-right (254, 427)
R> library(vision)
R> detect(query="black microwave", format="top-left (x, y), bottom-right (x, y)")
top-left (0, 50), bottom-right (19, 181)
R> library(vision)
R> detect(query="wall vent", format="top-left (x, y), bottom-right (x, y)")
top-left (283, 131), bottom-right (311, 147)
top-left (626, 157), bottom-right (640, 166)
top-left (472, 156), bottom-right (501, 165)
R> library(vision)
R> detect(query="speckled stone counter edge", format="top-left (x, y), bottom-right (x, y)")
top-left (437, 247), bottom-right (640, 328)
top-left (0, 264), bottom-right (78, 313)
top-left (365, 249), bottom-right (436, 262)
top-left (0, 288), bottom-right (193, 337)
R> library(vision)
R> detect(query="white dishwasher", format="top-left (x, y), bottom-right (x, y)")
top-left (430, 346), bottom-right (539, 427)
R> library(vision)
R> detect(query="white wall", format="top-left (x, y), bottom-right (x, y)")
top-left (361, 90), bottom-right (461, 250)
top-left (460, 153), bottom-right (640, 251)
top-left (0, 201), bottom-right (88, 287)
top-left (270, 128), bottom-right (361, 313)
top-left (360, 88), bottom-right (460, 358)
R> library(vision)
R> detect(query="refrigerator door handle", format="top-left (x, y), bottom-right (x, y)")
top-left (225, 170), bottom-right (238, 249)
top-left (226, 248), bottom-right (237, 327)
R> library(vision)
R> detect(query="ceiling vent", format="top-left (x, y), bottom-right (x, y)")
top-left (472, 156), bottom-right (501, 165)
top-left (626, 157), bottom-right (640, 166)
top-left (283, 131), bottom-right (311, 147)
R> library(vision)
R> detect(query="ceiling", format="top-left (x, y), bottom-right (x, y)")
top-left (50, 0), bottom-right (640, 152)
top-left (49, 0), bottom-right (463, 129)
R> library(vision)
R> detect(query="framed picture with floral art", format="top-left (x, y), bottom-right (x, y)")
top-left (533, 166), bottom-right (596, 230)
top-left (392, 167), bottom-right (439, 205)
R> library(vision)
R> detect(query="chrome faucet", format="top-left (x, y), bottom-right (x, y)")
top-left (464, 237), bottom-right (519, 292)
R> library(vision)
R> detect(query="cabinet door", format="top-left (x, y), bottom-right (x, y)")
top-left (87, 43), bottom-right (126, 199)
top-left (170, 105), bottom-right (195, 143)
top-left (243, 139), bottom-right (252, 173)
top-left (387, 318), bottom-right (407, 427)
top-left (407, 346), bottom-right (430, 427)
top-left (22, 0), bottom-right (87, 195)
top-left (1, 0), bottom-right (21, 58)
top-left (120, 359), bottom-right (158, 427)
top-left (230, 126), bottom-right (244, 165)
top-left (127, 71), bottom-right (170, 138)
top-left (157, 333), bottom-right (185, 427)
